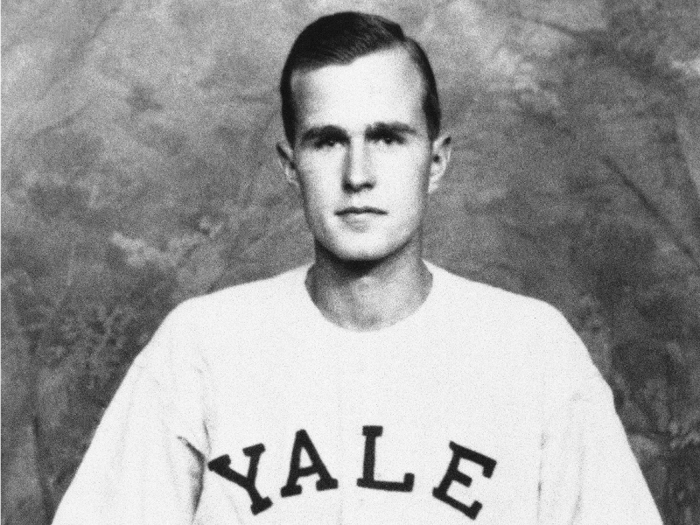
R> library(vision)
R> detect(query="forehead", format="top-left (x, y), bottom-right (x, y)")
top-left (290, 48), bottom-right (426, 135)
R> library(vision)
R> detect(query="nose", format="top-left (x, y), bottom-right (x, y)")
top-left (343, 141), bottom-right (375, 192)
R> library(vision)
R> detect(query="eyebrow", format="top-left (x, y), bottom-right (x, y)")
top-left (299, 121), bottom-right (419, 145)
top-left (366, 122), bottom-right (419, 138)
top-left (299, 125), bottom-right (348, 145)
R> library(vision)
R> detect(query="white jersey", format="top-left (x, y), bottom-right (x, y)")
top-left (52, 263), bottom-right (662, 524)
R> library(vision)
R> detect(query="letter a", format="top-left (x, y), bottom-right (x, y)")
top-left (432, 441), bottom-right (497, 520)
top-left (280, 429), bottom-right (339, 497)
top-left (208, 444), bottom-right (273, 515)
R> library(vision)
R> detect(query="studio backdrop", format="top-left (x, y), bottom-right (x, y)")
top-left (2, 1), bottom-right (700, 524)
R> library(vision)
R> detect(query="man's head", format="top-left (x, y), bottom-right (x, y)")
top-left (280, 11), bottom-right (441, 144)
top-left (277, 12), bottom-right (451, 264)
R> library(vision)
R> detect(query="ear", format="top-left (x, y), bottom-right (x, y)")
top-left (428, 133), bottom-right (451, 194)
top-left (276, 141), bottom-right (300, 191)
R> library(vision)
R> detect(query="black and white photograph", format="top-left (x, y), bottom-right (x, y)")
top-left (2, 1), bottom-right (699, 524)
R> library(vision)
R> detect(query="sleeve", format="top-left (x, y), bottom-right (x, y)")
top-left (536, 310), bottom-right (663, 525)
top-left (51, 303), bottom-right (208, 525)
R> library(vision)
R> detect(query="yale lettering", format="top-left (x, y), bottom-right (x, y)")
top-left (433, 441), bottom-right (498, 519)
top-left (356, 425), bottom-right (415, 492)
top-left (208, 444), bottom-right (273, 515)
top-left (280, 429), bottom-right (339, 497)
top-left (207, 425), bottom-right (497, 519)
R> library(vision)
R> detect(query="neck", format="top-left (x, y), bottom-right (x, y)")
top-left (306, 241), bottom-right (433, 331)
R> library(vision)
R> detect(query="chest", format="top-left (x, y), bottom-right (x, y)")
top-left (195, 332), bottom-right (545, 524)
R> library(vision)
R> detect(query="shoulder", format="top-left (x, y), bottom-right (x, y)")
top-left (427, 262), bottom-right (601, 394)
top-left (172, 264), bottom-right (308, 324)
top-left (135, 265), bottom-right (309, 365)
top-left (428, 262), bottom-right (566, 331)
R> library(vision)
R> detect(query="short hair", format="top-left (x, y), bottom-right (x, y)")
top-left (280, 11), bottom-right (441, 143)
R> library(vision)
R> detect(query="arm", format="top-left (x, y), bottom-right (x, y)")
top-left (52, 306), bottom-right (207, 524)
top-left (536, 316), bottom-right (663, 525)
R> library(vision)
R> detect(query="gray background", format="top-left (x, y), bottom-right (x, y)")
top-left (2, 0), bottom-right (700, 523)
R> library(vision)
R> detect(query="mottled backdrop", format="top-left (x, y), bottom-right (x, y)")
top-left (2, 0), bottom-right (700, 524)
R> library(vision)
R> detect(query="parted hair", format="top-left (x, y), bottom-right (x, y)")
top-left (280, 11), bottom-right (441, 143)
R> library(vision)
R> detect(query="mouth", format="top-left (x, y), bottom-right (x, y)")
top-left (336, 206), bottom-right (387, 216)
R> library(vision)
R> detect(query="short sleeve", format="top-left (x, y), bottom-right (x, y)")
top-left (52, 303), bottom-right (208, 525)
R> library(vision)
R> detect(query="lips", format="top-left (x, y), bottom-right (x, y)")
top-left (336, 206), bottom-right (387, 216)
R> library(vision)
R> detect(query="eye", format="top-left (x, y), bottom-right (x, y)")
top-left (371, 131), bottom-right (405, 146)
top-left (315, 137), bottom-right (340, 149)
top-left (311, 132), bottom-right (348, 150)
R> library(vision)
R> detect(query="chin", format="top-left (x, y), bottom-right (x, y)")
top-left (322, 237), bottom-right (412, 265)
top-left (331, 248), bottom-right (389, 263)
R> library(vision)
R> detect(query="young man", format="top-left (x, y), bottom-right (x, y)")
top-left (53, 12), bottom-right (662, 525)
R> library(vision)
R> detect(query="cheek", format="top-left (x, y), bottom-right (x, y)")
top-left (378, 155), bottom-right (431, 198)
top-left (298, 173), bottom-right (335, 213)
top-left (296, 155), bottom-right (343, 198)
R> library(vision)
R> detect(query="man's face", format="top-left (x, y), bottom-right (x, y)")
top-left (278, 47), bottom-right (450, 263)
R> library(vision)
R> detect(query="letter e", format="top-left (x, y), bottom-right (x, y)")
top-left (432, 441), bottom-right (497, 520)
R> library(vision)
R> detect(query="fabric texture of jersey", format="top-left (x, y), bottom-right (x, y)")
top-left (52, 263), bottom-right (663, 525)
